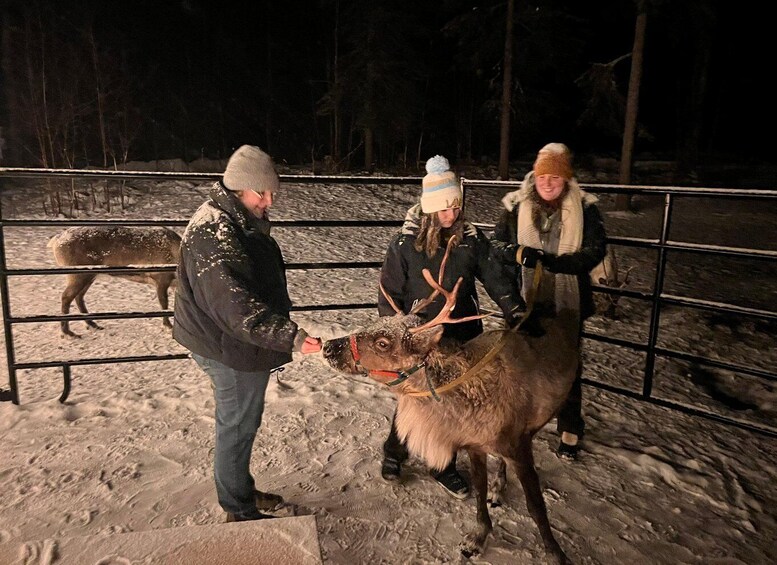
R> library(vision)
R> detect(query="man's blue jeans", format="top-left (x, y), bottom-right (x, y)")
top-left (191, 353), bottom-right (271, 516)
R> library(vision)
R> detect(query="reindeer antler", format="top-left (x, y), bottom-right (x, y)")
top-left (408, 235), bottom-right (492, 334)
top-left (379, 282), bottom-right (403, 314)
top-left (621, 266), bottom-right (634, 287)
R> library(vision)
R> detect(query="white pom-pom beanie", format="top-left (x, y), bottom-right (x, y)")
top-left (222, 145), bottom-right (280, 193)
top-left (420, 155), bottom-right (462, 213)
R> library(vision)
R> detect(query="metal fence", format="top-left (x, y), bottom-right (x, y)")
top-left (1, 167), bottom-right (775, 440)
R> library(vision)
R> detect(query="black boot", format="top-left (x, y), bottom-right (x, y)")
top-left (381, 456), bottom-right (403, 481)
top-left (382, 410), bottom-right (408, 481)
top-left (556, 432), bottom-right (582, 461)
top-left (432, 461), bottom-right (469, 500)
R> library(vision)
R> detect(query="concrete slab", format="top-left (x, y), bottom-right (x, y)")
top-left (0, 515), bottom-right (322, 565)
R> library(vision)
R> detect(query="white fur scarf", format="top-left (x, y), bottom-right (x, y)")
top-left (505, 172), bottom-right (596, 313)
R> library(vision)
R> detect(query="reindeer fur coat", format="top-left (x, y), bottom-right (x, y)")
top-left (379, 204), bottom-right (524, 343)
top-left (173, 182), bottom-right (299, 371)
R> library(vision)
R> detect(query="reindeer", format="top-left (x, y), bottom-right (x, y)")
top-left (590, 246), bottom-right (632, 318)
top-left (323, 238), bottom-right (578, 563)
top-left (48, 226), bottom-right (181, 337)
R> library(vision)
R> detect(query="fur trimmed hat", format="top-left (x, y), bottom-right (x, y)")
top-left (420, 155), bottom-right (462, 213)
top-left (222, 145), bottom-right (280, 193)
top-left (533, 142), bottom-right (573, 179)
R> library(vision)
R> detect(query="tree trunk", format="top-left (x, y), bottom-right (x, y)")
top-left (675, 4), bottom-right (716, 183)
top-left (498, 0), bottom-right (514, 180)
top-left (89, 26), bottom-right (108, 168)
top-left (617, 0), bottom-right (647, 211)
top-left (332, 0), bottom-right (341, 164)
top-left (265, 3), bottom-right (274, 153)
top-left (23, 13), bottom-right (48, 167)
top-left (364, 127), bottom-right (374, 171)
top-left (1, 9), bottom-right (19, 164)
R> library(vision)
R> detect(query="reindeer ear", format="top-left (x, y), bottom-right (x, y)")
top-left (411, 326), bottom-right (444, 354)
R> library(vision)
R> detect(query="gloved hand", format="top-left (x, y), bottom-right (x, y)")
top-left (516, 246), bottom-right (544, 268)
top-left (491, 243), bottom-right (518, 264)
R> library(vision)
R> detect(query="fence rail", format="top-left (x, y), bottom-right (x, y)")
top-left (1, 167), bottom-right (776, 440)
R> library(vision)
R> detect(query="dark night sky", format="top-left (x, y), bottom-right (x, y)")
top-left (2, 0), bottom-right (774, 177)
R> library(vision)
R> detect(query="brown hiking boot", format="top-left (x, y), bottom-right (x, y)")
top-left (225, 509), bottom-right (275, 523)
top-left (254, 489), bottom-right (284, 511)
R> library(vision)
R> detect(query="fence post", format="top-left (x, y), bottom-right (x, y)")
top-left (642, 192), bottom-right (674, 399)
top-left (0, 179), bottom-right (20, 404)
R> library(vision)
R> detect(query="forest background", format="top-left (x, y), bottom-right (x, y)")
top-left (1, 0), bottom-right (774, 188)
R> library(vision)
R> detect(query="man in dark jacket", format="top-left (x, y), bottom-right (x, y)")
top-left (378, 155), bottom-right (526, 498)
top-left (174, 145), bottom-right (321, 522)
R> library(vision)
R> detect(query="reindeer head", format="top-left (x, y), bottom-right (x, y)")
top-left (322, 315), bottom-right (444, 378)
top-left (323, 236), bottom-right (489, 385)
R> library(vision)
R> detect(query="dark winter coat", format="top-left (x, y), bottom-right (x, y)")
top-left (378, 204), bottom-right (525, 343)
top-left (492, 178), bottom-right (607, 321)
top-left (173, 182), bottom-right (299, 371)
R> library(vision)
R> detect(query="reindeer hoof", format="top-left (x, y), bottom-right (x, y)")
top-left (549, 548), bottom-right (572, 565)
top-left (458, 533), bottom-right (485, 558)
top-left (62, 331), bottom-right (81, 339)
top-left (543, 540), bottom-right (571, 564)
top-left (87, 322), bottom-right (103, 331)
top-left (487, 486), bottom-right (504, 507)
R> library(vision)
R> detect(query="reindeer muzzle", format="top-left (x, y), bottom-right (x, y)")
top-left (322, 336), bottom-right (362, 374)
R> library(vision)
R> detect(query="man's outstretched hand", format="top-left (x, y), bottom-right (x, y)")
top-left (301, 336), bottom-right (322, 354)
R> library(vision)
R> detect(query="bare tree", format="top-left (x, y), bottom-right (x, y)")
top-left (498, 0), bottom-right (515, 180)
top-left (617, 0), bottom-right (647, 212)
top-left (88, 23), bottom-right (108, 168)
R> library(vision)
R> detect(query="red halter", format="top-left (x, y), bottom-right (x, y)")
top-left (350, 333), bottom-right (427, 387)
top-left (349, 334), bottom-right (361, 364)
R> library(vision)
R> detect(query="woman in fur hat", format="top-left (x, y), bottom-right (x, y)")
top-left (377, 155), bottom-right (526, 497)
top-left (492, 143), bottom-right (607, 460)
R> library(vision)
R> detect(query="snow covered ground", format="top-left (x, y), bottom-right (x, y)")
top-left (0, 173), bottom-right (775, 564)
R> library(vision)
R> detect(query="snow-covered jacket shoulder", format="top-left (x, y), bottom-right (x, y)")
top-left (173, 182), bottom-right (297, 371)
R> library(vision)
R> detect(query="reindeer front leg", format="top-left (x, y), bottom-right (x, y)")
top-left (154, 274), bottom-right (176, 329)
top-left (460, 449), bottom-right (492, 558)
top-left (507, 439), bottom-right (570, 565)
top-left (487, 456), bottom-right (507, 507)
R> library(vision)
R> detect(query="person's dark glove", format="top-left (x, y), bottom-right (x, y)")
top-left (516, 246), bottom-right (544, 268)
top-left (491, 243), bottom-right (518, 264)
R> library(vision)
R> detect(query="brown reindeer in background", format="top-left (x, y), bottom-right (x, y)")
top-left (323, 238), bottom-right (579, 563)
top-left (590, 246), bottom-right (632, 318)
top-left (48, 226), bottom-right (181, 337)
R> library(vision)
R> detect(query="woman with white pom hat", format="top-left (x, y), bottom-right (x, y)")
top-left (376, 155), bottom-right (526, 498)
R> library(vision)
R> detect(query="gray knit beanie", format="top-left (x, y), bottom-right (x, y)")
top-left (222, 145), bottom-right (280, 193)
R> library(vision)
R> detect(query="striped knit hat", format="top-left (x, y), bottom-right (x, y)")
top-left (420, 155), bottom-right (462, 213)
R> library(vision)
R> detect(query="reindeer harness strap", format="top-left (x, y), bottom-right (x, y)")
top-left (405, 263), bottom-right (544, 399)
top-left (370, 363), bottom-right (427, 387)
